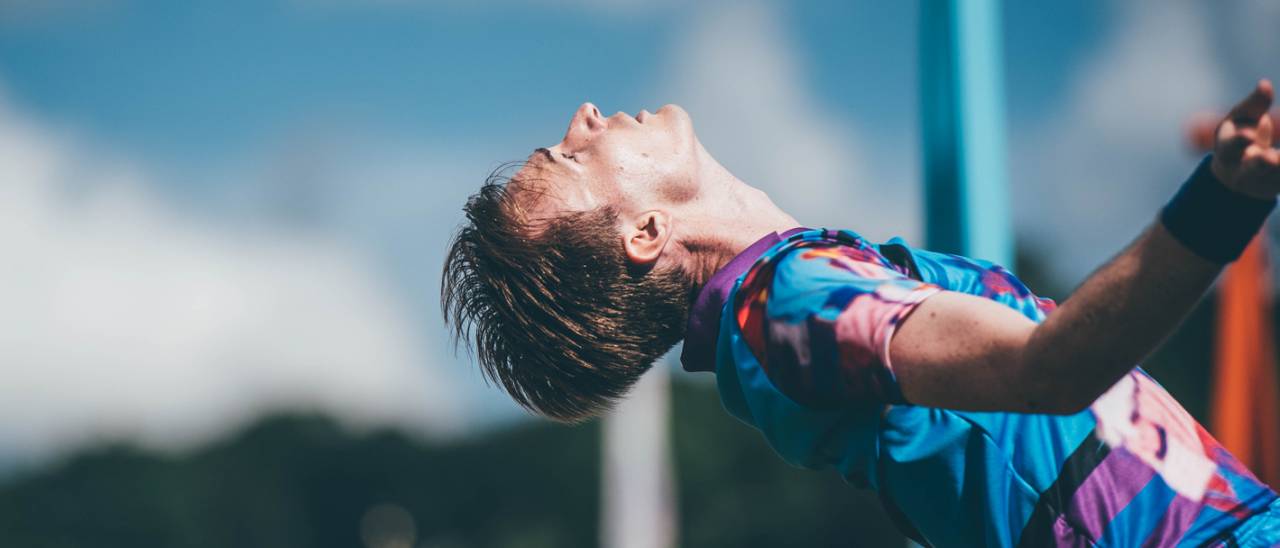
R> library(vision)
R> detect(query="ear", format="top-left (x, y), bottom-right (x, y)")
top-left (623, 210), bottom-right (673, 266)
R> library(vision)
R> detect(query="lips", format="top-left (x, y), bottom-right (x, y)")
top-left (636, 109), bottom-right (651, 123)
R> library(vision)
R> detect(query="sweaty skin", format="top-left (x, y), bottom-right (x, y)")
top-left (514, 80), bottom-right (1280, 415)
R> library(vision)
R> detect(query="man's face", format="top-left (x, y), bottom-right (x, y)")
top-left (515, 102), bottom-right (700, 219)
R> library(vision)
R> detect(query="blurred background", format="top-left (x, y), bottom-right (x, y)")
top-left (1, 0), bottom-right (1279, 546)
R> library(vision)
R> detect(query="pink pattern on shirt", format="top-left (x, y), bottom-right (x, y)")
top-left (1091, 372), bottom-right (1218, 502)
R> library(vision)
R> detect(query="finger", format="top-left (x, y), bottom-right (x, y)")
top-left (1241, 145), bottom-right (1280, 177)
top-left (1220, 133), bottom-right (1255, 161)
top-left (1228, 79), bottom-right (1274, 125)
top-left (1244, 150), bottom-right (1280, 191)
top-left (1218, 121), bottom-right (1256, 160)
top-left (1258, 113), bottom-right (1274, 148)
top-left (1265, 148), bottom-right (1280, 168)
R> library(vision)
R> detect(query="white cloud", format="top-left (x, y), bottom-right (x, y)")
top-left (0, 92), bottom-right (462, 461)
top-left (660, 2), bottom-right (920, 244)
top-left (1012, 1), bottom-right (1228, 285)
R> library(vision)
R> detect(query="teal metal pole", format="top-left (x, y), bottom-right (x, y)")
top-left (919, 0), bottom-right (1012, 267)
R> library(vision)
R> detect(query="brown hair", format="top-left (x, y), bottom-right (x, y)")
top-left (441, 166), bottom-right (693, 422)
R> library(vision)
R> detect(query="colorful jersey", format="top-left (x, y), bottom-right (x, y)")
top-left (680, 228), bottom-right (1278, 547)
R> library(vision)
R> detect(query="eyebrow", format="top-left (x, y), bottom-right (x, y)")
top-left (534, 147), bottom-right (555, 165)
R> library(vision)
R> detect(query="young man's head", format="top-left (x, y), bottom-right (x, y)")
top-left (442, 102), bottom-right (795, 421)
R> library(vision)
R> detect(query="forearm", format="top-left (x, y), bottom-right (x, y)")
top-left (1020, 221), bottom-right (1221, 412)
top-left (896, 161), bottom-right (1269, 414)
top-left (896, 81), bottom-right (1280, 414)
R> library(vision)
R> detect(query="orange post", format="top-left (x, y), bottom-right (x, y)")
top-left (1212, 234), bottom-right (1280, 487)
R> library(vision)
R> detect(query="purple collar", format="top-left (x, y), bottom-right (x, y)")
top-left (680, 227), bottom-right (810, 373)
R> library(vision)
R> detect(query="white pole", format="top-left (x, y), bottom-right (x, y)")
top-left (601, 364), bottom-right (677, 548)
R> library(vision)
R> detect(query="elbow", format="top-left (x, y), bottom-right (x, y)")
top-left (1032, 388), bottom-right (1094, 415)
top-left (1017, 355), bottom-right (1096, 415)
top-left (1017, 375), bottom-right (1091, 414)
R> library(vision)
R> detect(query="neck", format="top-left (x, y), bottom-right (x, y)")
top-left (676, 143), bottom-right (800, 289)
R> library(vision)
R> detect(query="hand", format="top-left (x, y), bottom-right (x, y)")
top-left (1212, 79), bottom-right (1280, 199)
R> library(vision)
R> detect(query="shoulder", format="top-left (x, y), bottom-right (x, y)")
top-left (729, 230), bottom-right (938, 409)
top-left (742, 230), bottom-right (900, 294)
top-left (735, 230), bottom-right (928, 323)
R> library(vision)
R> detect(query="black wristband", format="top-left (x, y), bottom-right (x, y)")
top-left (1160, 155), bottom-right (1275, 264)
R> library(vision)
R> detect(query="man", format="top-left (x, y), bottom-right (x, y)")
top-left (441, 81), bottom-right (1280, 546)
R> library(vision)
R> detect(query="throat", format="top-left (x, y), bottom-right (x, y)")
top-left (680, 237), bottom-right (740, 294)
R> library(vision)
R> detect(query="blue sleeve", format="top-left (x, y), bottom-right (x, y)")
top-left (734, 242), bottom-right (940, 411)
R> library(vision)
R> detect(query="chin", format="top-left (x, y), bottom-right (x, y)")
top-left (657, 104), bottom-right (690, 126)
top-left (657, 104), bottom-right (698, 148)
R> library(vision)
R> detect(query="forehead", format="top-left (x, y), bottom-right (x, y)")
top-left (509, 155), bottom-right (600, 221)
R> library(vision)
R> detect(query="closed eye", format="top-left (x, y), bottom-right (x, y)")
top-left (561, 152), bottom-right (578, 162)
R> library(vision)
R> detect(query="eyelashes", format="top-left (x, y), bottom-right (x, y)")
top-left (561, 152), bottom-right (578, 162)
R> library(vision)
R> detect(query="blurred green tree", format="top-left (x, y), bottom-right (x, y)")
top-left (0, 381), bottom-right (903, 548)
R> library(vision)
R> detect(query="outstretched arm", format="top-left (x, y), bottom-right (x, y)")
top-left (891, 80), bottom-right (1280, 414)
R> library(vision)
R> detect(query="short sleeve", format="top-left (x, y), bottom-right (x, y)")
top-left (734, 242), bottom-right (940, 410)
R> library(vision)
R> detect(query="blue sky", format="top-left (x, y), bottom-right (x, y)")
top-left (0, 0), bottom-right (1103, 172)
top-left (0, 0), bottom-right (1273, 463)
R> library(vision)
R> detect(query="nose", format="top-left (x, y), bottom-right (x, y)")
top-left (563, 102), bottom-right (605, 148)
